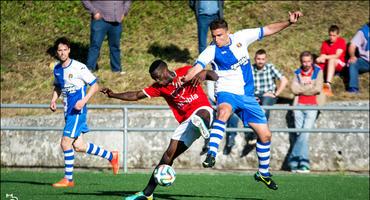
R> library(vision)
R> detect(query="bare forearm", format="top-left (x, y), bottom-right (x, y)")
top-left (348, 43), bottom-right (357, 57)
top-left (109, 91), bottom-right (145, 101)
top-left (275, 77), bottom-right (288, 96)
top-left (51, 88), bottom-right (61, 102)
top-left (263, 21), bottom-right (291, 37)
top-left (83, 83), bottom-right (99, 103)
top-left (183, 64), bottom-right (203, 82)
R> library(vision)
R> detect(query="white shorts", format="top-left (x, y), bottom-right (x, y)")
top-left (171, 106), bottom-right (214, 147)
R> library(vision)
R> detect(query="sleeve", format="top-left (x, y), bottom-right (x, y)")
top-left (351, 30), bottom-right (365, 48)
top-left (270, 64), bottom-right (283, 79)
top-left (81, 0), bottom-right (98, 15)
top-left (237, 27), bottom-right (264, 46)
top-left (142, 85), bottom-right (161, 98)
top-left (122, 0), bottom-right (132, 16)
top-left (195, 45), bottom-right (215, 69)
top-left (79, 64), bottom-right (97, 86)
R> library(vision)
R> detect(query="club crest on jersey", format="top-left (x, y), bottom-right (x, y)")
top-left (68, 74), bottom-right (73, 79)
top-left (236, 43), bottom-right (242, 48)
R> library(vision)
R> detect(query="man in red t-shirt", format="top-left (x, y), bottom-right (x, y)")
top-left (316, 25), bottom-right (347, 96)
top-left (101, 59), bottom-right (218, 200)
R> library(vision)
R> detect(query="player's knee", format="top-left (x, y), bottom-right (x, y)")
top-left (72, 143), bottom-right (84, 152)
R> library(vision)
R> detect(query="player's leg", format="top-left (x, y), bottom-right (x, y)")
top-left (76, 133), bottom-right (119, 175)
top-left (241, 96), bottom-right (277, 190)
top-left (203, 103), bottom-right (232, 167)
top-left (52, 114), bottom-right (83, 187)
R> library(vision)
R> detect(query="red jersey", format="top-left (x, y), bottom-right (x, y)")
top-left (298, 67), bottom-right (317, 105)
top-left (320, 37), bottom-right (347, 64)
top-left (143, 66), bottom-right (212, 123)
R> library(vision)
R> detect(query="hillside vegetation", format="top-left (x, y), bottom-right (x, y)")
top-left (1, 1), bottom-right (369, 109)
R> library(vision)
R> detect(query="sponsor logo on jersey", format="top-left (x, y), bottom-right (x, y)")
top-left (230, 56), bottom-right (248, 70)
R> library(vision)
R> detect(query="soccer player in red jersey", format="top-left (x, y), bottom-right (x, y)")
top-left (101, 59), bottom-right (218, 200)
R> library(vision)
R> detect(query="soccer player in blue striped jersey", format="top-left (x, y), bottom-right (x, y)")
top-left (50, 37), bottom-right (119, 188)
top-left (182, 11), bottom-right (303, 190)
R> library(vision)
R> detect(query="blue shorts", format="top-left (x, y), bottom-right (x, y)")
top-left (216, 92), bottom-right (267, 126)
top-left (63, 113), bottom-right (89, 138)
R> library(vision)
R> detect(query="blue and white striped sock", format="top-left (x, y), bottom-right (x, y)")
top-left (86, 143), bottom-right (113, 161)
top-left (256, 141), bottom-right (271, 177)
top-left (64, 149), bottom-right (74, 181)
top-left (207, 119), bottom-right (226, 157)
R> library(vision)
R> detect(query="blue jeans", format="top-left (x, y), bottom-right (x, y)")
top-left (288, 108), bottom-right (318, 169)
top-left (256, 95), bottom-right (277, 120)
top-left (348, 57), bottom-right (369, 89)
top-left (224, 113), bottom-right (240, 147)
top-left (197, 14), bottom-right (219, 53)
top-left (86, 19), bottom-right (122, 72)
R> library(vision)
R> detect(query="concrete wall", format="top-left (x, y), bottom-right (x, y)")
top-left (1, 101), bottom-right (369, 171)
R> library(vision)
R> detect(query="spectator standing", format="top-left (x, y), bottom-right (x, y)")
top-left (82, 0), bottom-right (132, 73)
top-left (290, 51), bottom-right (325, 173)
top-left (189, 0), bottom-right (224, 54)
top-left (347, 23), bottom-right (369, 93)
top-left (316, 25), bottom-right (347, 96)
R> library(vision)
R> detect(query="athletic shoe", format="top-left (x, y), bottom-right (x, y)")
top-left (254, 171), bottom-right (278, 190)
top-left (202, 153), bottom-right (216, 168)
top-left (297, 166), bottom-right (310, 173)
top-left (110, 151), bottom-right (120, 175)
top-left (347, 87), bottom-right (359, 94)
top-left (223, 145), bottom-right (232, 155)
top-left (191, 115), bottom-right (210, 139)
top-left (52, 178), bottom-right (74, 188)
top-left (323, 83), bottom-right (334, 96)
top-left (290, 167), bottom-right (298, 173)
top-left (125, 192), bottom-right (153, 200)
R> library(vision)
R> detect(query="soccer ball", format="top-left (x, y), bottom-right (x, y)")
top-left (153, 164), bottom-right (176, 186)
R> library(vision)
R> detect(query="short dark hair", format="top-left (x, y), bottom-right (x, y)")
top-left (149, 59), bottom-right (167, 75)
top-left (54, 37), bottom-right (71, 49)
top-left (255, 49), bottom-right (267, 56)
top-left (328, 25), bottom-right (340, 33)
top-left (300, 51), bottom-right (313, 61)
top-left (210, 19), bottom-right (228, 31)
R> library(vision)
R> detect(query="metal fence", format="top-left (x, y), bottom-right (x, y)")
top-left (1, 103), bottom-right (369, 173)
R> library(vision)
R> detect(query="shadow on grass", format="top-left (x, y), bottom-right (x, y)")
top-left (147, 42), bottom-right (192, 63)
top-left (64, 190), bottom-right (264, 200)
top-left (46, 41), bottom-right (90, 64)
top-left (1, 180), bottom-right (50, 186)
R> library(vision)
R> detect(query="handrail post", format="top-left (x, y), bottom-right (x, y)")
top-left (123, 107), bottom-right (128, 173)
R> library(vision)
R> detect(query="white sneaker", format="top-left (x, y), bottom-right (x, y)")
top-left (191, 115), bottom-right (210, 139)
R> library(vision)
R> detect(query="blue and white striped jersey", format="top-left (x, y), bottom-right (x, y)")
top-left (195, 27), bottom-right (263, 96)
top-left (53, 59), bottom-right (97, 115)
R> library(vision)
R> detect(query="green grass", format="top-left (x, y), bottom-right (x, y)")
top-left (1, 1), bottom-right (369, 111)
top-left (1, 169), bottom-right (369, 200)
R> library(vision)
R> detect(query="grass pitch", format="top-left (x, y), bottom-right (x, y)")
top-left (1, 169), bottom-right (368, 200)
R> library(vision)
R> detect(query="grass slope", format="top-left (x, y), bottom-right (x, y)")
top-left (1, 1), bottom-right (369, 109)
top-left (1, 169), bottom-right (369, 200)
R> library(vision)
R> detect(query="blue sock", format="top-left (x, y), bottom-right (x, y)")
top-left (208, 119), bottom-right (226, 157)
top-left (64, 149), bottom-right (74, 181)
top-left (86, 143), bottom-right (113, 161)
top-left (256, 141), bottom-right (271, 177)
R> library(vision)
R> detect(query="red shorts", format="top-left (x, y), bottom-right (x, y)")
top-left (318, 60), bottom-right (346, 73)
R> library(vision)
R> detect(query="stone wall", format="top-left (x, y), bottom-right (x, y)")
top-left (1, 101), bottom-right (368, 171)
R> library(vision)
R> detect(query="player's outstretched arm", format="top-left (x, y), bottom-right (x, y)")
top-left (263, 11), bottom-right (303, 37)
top-left (101, 87), bottom-right (147, 101)
top-left (181, 64), bottom-right (203, 83)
